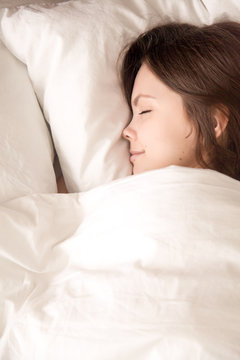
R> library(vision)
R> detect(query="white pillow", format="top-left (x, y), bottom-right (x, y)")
top-left (0, 0), bottom-right (66, 8)
top-left (0, 0), bottom-right (239, 192)
top-left (0, 39), bottom-right (56, 202)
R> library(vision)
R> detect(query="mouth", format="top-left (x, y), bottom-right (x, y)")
top-left (129, 151), bottom-right (145, 163)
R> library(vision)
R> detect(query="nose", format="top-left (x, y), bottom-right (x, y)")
top-left (122, 123), bottom-right (135, 141)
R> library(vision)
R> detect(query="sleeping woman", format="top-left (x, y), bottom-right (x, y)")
top-left (57, 21), bottom-right (240, 193)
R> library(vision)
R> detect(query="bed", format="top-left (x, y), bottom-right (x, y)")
top-left (0, 1), bottom-right (240, 359)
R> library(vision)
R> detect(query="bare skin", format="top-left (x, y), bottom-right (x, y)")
top-left (122, 62), bottom-right (228, 175)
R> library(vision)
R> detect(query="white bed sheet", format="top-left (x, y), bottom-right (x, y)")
top-left (1, 166), bottom-right (240, 359)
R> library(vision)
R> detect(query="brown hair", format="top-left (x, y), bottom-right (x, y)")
top-left (117, 21), bottom-right (240, 181)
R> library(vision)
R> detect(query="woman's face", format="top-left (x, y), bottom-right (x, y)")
top-left (122, 62), bottom-right (201, 175)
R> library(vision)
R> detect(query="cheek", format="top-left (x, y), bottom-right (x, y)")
top-left (138, 111), bottom-right (194, 150)
top-left (151, 120), bottom-right (182, 144)
top-left (159, 116), bottom-right (193, 144)
top-left (147, 122), bottom-right (196, 160)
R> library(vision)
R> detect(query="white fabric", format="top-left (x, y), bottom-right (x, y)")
top-left (0, 39), bottom-right (56, 202)
top-left (1, 0), bottom-right (240, 192)
top-left (1, 166), bottom-right (240, 359)
top-left (0, 0), bottom-right (65, 8)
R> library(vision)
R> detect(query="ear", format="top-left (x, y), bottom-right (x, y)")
top-left (212, 105), bottom-right (229, 139)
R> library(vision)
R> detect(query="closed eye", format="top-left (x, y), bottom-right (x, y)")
top-left (139, 110), bottom-right (151, 115)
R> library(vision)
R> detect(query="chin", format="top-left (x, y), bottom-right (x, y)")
top-left (133, 166), bottom-right (145, 175)
top-left (133, 167), bottom-right (138, 175)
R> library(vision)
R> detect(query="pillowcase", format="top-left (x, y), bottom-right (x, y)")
top-left (0, 39), bottom-right (56, 203)
top-left (0, 0), bottom-right (240, 192)
top-left (0, 0), bottom-right (66, 8)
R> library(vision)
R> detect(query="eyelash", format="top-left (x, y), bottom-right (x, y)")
top-left (139, 110), bottom-right (151, 115)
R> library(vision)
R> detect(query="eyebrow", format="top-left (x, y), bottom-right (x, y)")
top-left (131, 94), bottom-right (157, 108)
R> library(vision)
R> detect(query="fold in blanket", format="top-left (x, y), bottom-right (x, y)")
top-left (1, 166), bottom-right (240, 360)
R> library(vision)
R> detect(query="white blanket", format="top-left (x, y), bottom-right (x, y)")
top-left (1, 166), bottom-right (240, 359)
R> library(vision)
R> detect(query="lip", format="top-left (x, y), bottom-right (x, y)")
top-left (129, 151), bottom-right (145, 163)
top-left (130, 150), bottom-right (145, 155)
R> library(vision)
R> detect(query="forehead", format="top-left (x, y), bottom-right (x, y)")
top-left (133, 63), bottom-right (157, 90)
top-left (132, 63), bottom-right (169, 100)
top-left (131, 63), bottom-right (183, 106)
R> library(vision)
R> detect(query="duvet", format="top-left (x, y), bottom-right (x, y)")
top-left (1, 165), bottom-right (240, 360)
